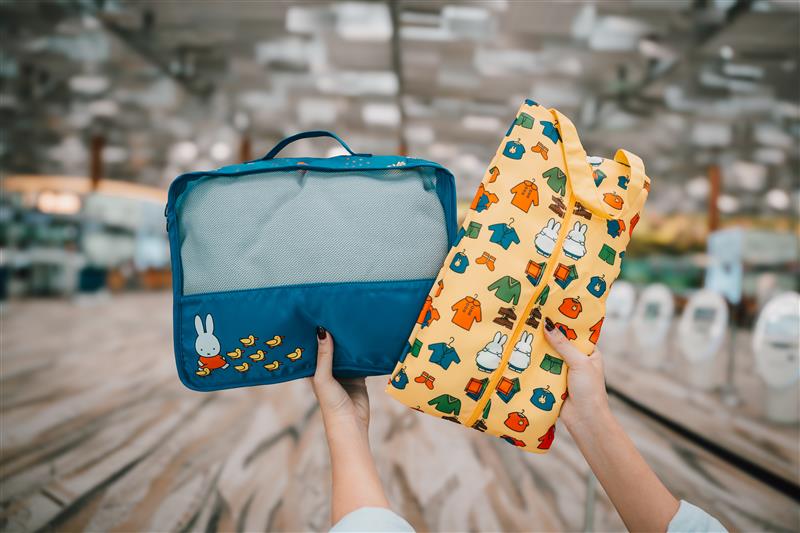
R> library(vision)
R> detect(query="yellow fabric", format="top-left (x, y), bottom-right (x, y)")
top-left (385, 101), bottom-right (650, 453)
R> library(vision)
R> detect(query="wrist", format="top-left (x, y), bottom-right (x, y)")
top-left (322, 412), bottom-right (369, 443)
top-left (563, 399), bottom-right (615, 436)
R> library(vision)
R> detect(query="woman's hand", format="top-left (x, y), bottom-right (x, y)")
top-left (311, 326), bottom-right (370, 437)
top-left (544, 322), bottom-right (610, 431)
top-left (310, 326), bottom-right (391, 525)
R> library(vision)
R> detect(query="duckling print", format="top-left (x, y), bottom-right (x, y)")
top-left (194, 314), bottom-right (228, 376)
top-left (240, 335), bottom-right (258, 347)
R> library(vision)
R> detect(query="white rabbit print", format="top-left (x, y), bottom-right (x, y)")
top-left (534, 218), bottom-right (561, 258)
top-left (476, 331), bottom-right (508, 372)
top-left (509, 331), bottom-right (533, 373)
top-left (563, 222), bottom-right (588, 260)
top-left (195, 314), bottom-right (229, 376)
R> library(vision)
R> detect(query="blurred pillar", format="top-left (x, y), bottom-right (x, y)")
top-left (239, 135), bottom-right (252, 162)
top-left (90, 134), bottom-right (105, 191)
top-left (708, 164), bottom-right (721, 232)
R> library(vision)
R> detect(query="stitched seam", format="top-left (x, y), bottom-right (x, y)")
top-left (463, 199), bottom-right (574, 428)
top-left (463, 106), bottom-right (579, 429)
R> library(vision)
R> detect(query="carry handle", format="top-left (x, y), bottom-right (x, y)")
top-left (261, 130), bottom-right (371, 160)
top-left (550, 109), bottom-right (647, 219)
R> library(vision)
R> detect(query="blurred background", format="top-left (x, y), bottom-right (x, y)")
top-left (1, 1), bottom-right (798, 531)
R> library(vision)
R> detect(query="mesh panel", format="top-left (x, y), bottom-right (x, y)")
top-left (178, 168), bottom-right (448, 295)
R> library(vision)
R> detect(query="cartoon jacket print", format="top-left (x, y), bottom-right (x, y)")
top-left (386, 99), bottom-right (650, 454)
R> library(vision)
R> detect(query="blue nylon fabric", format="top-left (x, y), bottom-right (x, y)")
top-left (177, 279), bottom-right (434, 391)
top-left (166, 140), bottom-right (457, 392)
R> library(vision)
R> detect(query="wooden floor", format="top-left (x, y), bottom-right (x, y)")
top-left (1, 293), bottom-right (798, 532)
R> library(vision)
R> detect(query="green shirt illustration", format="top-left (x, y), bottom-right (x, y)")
top-left (488, 276), bottom-right (522, 305)
top-left (428, 394), bottom-right (461, 416)
top-left (543, 167), bottom-right (567, 196)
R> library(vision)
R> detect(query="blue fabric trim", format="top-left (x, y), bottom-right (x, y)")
top-left (175, 278), bottom-right (434, 392)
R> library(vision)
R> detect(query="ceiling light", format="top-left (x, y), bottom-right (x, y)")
top-left (462, 115), bottom-right (502, 132)
top-left (686, 176), bottom-right (710, 199)
top-left (69, 74), bottom-right (109, 95)
top-left (210, 142), bottom-right (231, 162)
top-left (730, 161), bottom-right (767, 191)
top-left (765, 189), bottom-right (790, 210)
top-left (717, 194), bottom-right (739, 213)
top-left (362, 102), bottom-right (400, 127)
top-left (336, 3), bottom-right (392, 41)
top-left (171, 141), bottom-right (198, 165)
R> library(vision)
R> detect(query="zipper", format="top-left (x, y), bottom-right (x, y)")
top-left (463, 196), bottom-right (576, 429)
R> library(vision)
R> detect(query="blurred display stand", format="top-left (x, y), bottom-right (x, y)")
top-left (631, 283), bottom-right (674, 369)
top-left (753, 292), bottom-right (800, 425)
top-left (676, 289), bottom-right (729, 391)
top-left (1, 175), bottom-right (169, 299)
top-left (598, 281), bottom-right (636, 359)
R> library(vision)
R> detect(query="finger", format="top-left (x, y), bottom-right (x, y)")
top-left (544, 320), bottom-right (587, 367)
top-left (314, 326), bottom-right (334, 382)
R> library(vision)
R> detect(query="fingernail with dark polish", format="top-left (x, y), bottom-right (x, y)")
top-left (316, 326), bottom-right (327, 340)
top-left (544, 318), bottom-right (555, 331)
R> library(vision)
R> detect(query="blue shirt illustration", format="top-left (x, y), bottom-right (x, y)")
top-left (531, 387), bottom-right (556, 411)
top-left (488, 223), bottom-right (520, 250)
top-left (428, 342), bottom-right (461, 370)
top-left (390, 368), bottom-right (409, 389)
top-left (449, 252), bottom-right (469, 274)
top-left (503, 140), bottom-right (525, 160)
top-left (540, 121), bottom-right (561, 144)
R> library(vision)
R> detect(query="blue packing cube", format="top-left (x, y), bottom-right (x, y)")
top-left (165, 131), bottom-right (457, 391)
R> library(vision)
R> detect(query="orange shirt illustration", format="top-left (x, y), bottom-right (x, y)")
top-left (417, 295), bottom-right (440, 327)
top-left (510, 180), bottom-right (539, 213)
top-left (451, 296), bottom-right (482, 330)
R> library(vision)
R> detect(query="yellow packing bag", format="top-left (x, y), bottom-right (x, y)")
top-left (385, 99), bottom-right (650, 453)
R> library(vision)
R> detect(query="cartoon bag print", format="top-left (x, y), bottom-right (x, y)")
top-left (386, 99), bottom-right (650, 454)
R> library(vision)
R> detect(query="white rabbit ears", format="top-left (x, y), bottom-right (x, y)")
top-left (547, 218), bottom-right (562, 230)
top-left (493, 331), bottom-right (509, 344)
top-left (195, 314), bottom-right (214, 334)
top-left (572, 222), bottom-right (587, 233)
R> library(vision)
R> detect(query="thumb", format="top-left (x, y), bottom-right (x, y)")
top-left (314, 326), bottom-right (334, 382)
top-left (544, 320), bottom-right (587, 367)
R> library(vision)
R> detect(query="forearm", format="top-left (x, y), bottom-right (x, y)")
top-left (566, 406), bottom-right (679, 532)
top-left (322, 414), bottom-right (390, 524)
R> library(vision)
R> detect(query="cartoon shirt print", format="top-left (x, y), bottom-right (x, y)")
top-left (471, 183), bottom-right (499, 213)
top-left (503, 139), bottom-right (526, 160)
top-left (417, 296), bottom-right (440, 328)
top-left (451, 296), bottom-right (482, 330)
top-left (542, 167), bottom-right (566, 196)
top-left (488, 223), bottom-right (520, 250)
top-left (487, 276), bottom-right (522, 306)
top-left (428, 342), bottom-right (461, 370)
top-left (537, 425), bottom-right (556, 450)
top-left (428, 394), bottom-right (461, 416)
top-left (510, 180), bottom-right (539, 212)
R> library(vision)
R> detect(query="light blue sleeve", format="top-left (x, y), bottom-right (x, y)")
top-left (667, 500), bottom-right (727, 533)
top-left (330, 507), bottom-right (415, 533)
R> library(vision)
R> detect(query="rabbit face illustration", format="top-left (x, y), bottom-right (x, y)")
top-left (476, 331), bottom-right (507, 372)
top-left (509, 331), bottom-right (533, 373)
top-left (195, 314), bottom-right (220, 358)
top-left (534, 218), bottom-right (561, 258)
top-left (563, 222), bottom-right (587, 260)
